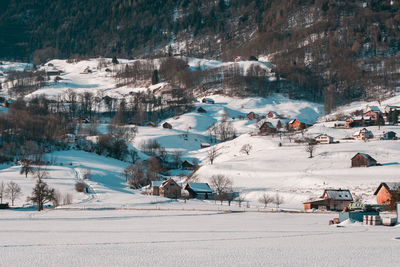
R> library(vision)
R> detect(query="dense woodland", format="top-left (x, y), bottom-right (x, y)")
top-left (1, 0), bottom-right (400, 110)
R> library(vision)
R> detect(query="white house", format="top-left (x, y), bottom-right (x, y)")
top-left (353, 128), bottom-right (372, 140)
top-left (315, 134), bottom-right (333, 144)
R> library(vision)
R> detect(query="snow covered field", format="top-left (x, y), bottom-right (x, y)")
top-left (0, 209), bottom-right (399, 266)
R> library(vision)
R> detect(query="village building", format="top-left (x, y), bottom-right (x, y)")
top-left (363, 105), bottom-right (382, 121)
top-left (146, 122), bottom-right (156, 127)
top-left (184, 183), bottom-right (214, 199)
top-left (197, 107), bottom-right (207, 113)
top-left (202, 98), bottom-right (215, 104)
top-left (304, 189), bottom-right (353, 211)
top-left (384, 105), bottom-right (400, 113)
top-left (315, 134), bottom-right (333, 144)
top-left (46, 70), bottom-right (62, 76)
top-left (351, 153), bottom-right (377, 167)
top-left (267, 111), bottom-right (279, 119)
top-left (182, 160), bottom-right (196, 170)
top-left (382, 131), bottom-right (396, 140)
top-left (200, 143), bottom-right (211, 149)
top-left (162, 122), bottom-right (172, 129)
top-left (150, 180), bottom-right (163, 196)
top-left (259, 122), bottom-right (276, 135)
top-left (246, 112), bottom-right (259, 120)
top-left (353, 128), bottom-right (371, 140)
top-left (373, 182), bottom-right (400, 205)
top-left (288, 119), bottom-right (308, 131)
top-left (159, 179), bottom-right (182, 198)
top-left (345, 116), bottom-right (365, 128)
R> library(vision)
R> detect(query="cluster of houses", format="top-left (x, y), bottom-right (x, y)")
top-left (150, 179), bottom-right (215, 199)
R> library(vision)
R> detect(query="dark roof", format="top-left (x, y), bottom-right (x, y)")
top-left (351, 153), bottom-right (377, 162)
top-left (323, 189), bottom-right (353, 201)
top-left (186, 183), bottom-right (213, 193)
top-left (373, 182), bottom-right (400, 195)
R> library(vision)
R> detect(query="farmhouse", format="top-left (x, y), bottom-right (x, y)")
top-left (345, 116), bottom-right (365, 128)
top-left (159, 179), bottom-right (182, 198)
top-left (373, 182), bottom-right (400, 205)
top-left (353, 128), bottom-right (371, 140)
top-left (202, 98), bottom-right (215, 104)
top-left (182, 160), bottom-right (196, 170)
top-left (364, 105), bottom-right (382, 121)
top-left (304, 189), bottom-right (353, 211)
top-left (351, 153), bottom-right (377, 167)
top-left (288, 119), bottom-right (308, 131)
top-left (259, 122), bottom-right (276, 135)
top-left (162, 122), bottom-right (172, 129)
top-left (246, 112), bottom-right (259, 120)
top-left (315, 134), bottom-right (333, 144)
top-left (185, 183), bottom-right (214, 199)
top-left (267, 111), bottom-right (279, 119)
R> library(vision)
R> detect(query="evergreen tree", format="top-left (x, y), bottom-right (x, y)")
top-left (152, 69), bottom-right (159, 85)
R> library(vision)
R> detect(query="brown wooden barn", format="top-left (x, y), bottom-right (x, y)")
top-left (373, 182), bottom-right (400, 205)
top-left (162, 122), bottom-right (172, 129)
top-left (246, 112), bottom-right (259, 120)
top-left (304, 189), bottom-right (353, 211)
top-left (182, 160), bottom-right (195, 170)
top-left (351, 153), bottom-right (377, 167)
top-left (259, 122), bottom-right (276, 135)
top-left (185, 183), bottom-right (214, 199)
top-left (159, 179), bottom-right (182, 198)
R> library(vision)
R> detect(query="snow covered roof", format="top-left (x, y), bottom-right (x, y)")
top-left (187, 183), bottom-right (213, 193)
top-left (323, 189), bottom-right (353, 201)
top-left (151, 181), bottom-right (163, 187)
top-left (352, 153), bottom-right (376, 163)
top-left (374, 182), bottom-right (400, 195)
top-left (365, 105), bottom-right (381, 112)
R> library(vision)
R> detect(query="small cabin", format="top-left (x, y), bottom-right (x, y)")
top-left (351, 153), bottom-right (377, 167)
top-left (147, 122), bottom-right (157, 127)
top-left (197, 107), bottom-right (207, 113)
top-left (353, 128), bottom-right (371, 140)
top-left (315, 134), bottom-right (333, 144)
top-left (304, 189), bottom-right (353, 211)
top-left (200, 143), bottom-right (211, 149)
top-left (373, 182), bottom-right (400, 205)
top-left (46, 70), bottom-right (61, 76)
top-left (267, 111), bottom-right (279, 119)
top-left (246, 112), bottom-right (259, 120)
top-left (202, 98), bottom-right (215, 104)
top-left (288, 119), bottom-right (308, 131)
top-left (162, 122), bottom-right (172, 129)
top-left (382, 131), bottom-right (396, 140)
top-left (159, 179), bottom-right (182, 198)
top-left (185, 183), bottom-right (214, 199)
top-left (182, 160), bottom-right (195, 170)
top-left (259, 122), bottom-right (276, 135)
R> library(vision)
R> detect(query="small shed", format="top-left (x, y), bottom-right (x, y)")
top-left (159, 179), bottom-right (182, 198)
top-left (147, 122), bottom-right (157, 127)
top-left (197, 107), bottom-right (207, 113)
top-left (259, 122), bottom-right (276, 135)
top-left (315, 134), bottom-right (333, 144)
top-left (162, 122), bottom-right (172, 129)
top-left (246, 112), bottom-right (259, 120)
top-left (185, 183), bottom-right (214, 199)
top-left (202, 98), bottom-right (215, 104)
top-left (182, 160), bottom-right (196, 170)
top-left (373, 182), bottom-right (400, 205)
top-left (351, 153), bottom-right (377, 167)
top-left (200, 143), bottom-right (210, 149)
top-left (382, 131), bottom-right (396, 140)
top-left (150, 180), bottom-right (163, 196)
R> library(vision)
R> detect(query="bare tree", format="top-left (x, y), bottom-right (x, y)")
top-left (258, 193), bottom-right (273, 208)
top-left (27, 179), bottom-right (56, 211)
top-left (305, 139), bottom-right (317, 158)
top-left (34, 165), bottom-right (49, 180)
top-left (0, 181), bottom-right (5, 204)
top-left (207, 146), bottom-right (221, 165)
top-left (237, 193), bottom-right (246, 207)
top-left (240, 144), bottom-right (252, 155)
top-left (20, 160), bottom-right (34, 178)
top-left (210, 174), bottom-right (233, 204)
top-left (273, 193), bottom-right (284, 209)
top-left (5, 181), bottom-right (22, 206)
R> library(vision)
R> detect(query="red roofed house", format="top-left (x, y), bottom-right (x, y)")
top-left (373, 182), bottom-right (400, 205)
top-left (351, 153), bottom-right (377, 167)
top-left (288, 119), bottom-right (308, 131)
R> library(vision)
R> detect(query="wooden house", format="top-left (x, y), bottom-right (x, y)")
top-left (162, 122), bottom-right (172, 129)
top-left (373, 182), bottom-right (400, 205)
top-left (197, 107), bottom-right (207, 113)
top-left (384, 105), bottom-right (400, 113)
top-left (202, 98), bottom-right (215, 104)
top-left (304, 189), bottom-right (353, 211)
top-left (351, 153), bottom-right (377, 167)
top-left (185, 183), bottom-right (214, 199)
top-left (182, 160), bottom-right (195, 170)
top-left (345, 116), bottom-right (365, 128)
top-left (288, 119), bottom-right (308, 131)
top-left (382, 131), bottom-right (396, 140)
top-left (315, 134), bottom-right (333, 144)
top-left (259, 122), bottom-right (276, 135)
top-left (246, 112), bottom-right (259, 120)
top-left (150, 180), bottom-right (163, 196)
top-left (267, 111), bottom-right (279, 119)
top-left (363, 105), bottom-right (382, 121)
top-left (159, 179), bottom-right (182, 198)
top-left (353, 128), bottom-right (371, 140)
